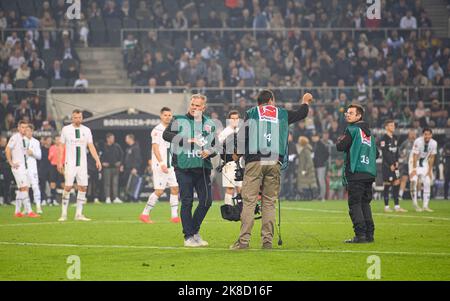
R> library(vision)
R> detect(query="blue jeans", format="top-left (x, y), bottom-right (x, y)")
top-left (175, 168), bottom-right (213, 239)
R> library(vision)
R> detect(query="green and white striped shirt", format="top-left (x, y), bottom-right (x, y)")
top-left (60, 124), bottom-right (93, 168)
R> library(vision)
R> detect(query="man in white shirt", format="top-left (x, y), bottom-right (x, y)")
top-left (409, 128), bottom-right (437, 212)
top-left (25, 124), bottom-right (43, 214)
top-left (400, 10), bottom-right (417, 29)
top-left (5, 120), bottom-right (40, 218)
top-left (218, 110), bottom-right (242, 205)
top-left (140, 107), bottom-right (180, 224)
top-left (58, 110), bottom-right (102, 221)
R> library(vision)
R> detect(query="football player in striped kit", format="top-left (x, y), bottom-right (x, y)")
top-left (58, 109), bottom-right (102, 221)
top-left (5, 120), bottom-right (40, 218)
top-left (25, 124), bottom-right (43, 214)
top-left (140, 107), bottom-right (180, 224)
top-left (409, 128), bottom-right (437, 212)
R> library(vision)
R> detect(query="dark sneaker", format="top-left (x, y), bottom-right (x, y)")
top-left (229, 241), bottom-right (249, 250)
top-left (344, 236), bottom-right (368, 244)
top-left (366, 234), bottom-right (374, 243)
top-left (262, 242), bottom-right (272, 249)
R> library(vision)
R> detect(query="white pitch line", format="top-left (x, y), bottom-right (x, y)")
top-left (0, 217), bottom-right (450, 228)
top-left (283, 207), bottom-right (450, 221)
top-left (0, 241), bottom-right (449, 257)
top-left (1, 219), bottom-right (449, 228)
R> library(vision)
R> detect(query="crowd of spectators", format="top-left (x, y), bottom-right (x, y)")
top-left (0, 0), bottom-right (87, 132)
top-left (117, 0), bottom-right (450, 131)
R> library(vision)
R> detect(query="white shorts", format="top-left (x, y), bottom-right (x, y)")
top-left (222, 161), bottom-right (242, 188)
top-left (27, 170), bottom-right (39, 187)
top-left (152, 166), bottom-right (178, 189)
top-left (64, 165), bottom-right (88, 187)
top-left (12, 168), bottom-right (30, 188)
top-left (409, 165), bottom-right (429, 182)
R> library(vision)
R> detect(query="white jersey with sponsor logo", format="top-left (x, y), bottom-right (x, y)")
top-left (60, 124), bottom-right (93, 169)
top-left (151, 123), bottom-right (171, 168)
top-left (26, 137), bottom-right (42, 172)
top-left (409, 137), bottom-right (437, 168)
top-left (7, 133), bottom-right (29, 169)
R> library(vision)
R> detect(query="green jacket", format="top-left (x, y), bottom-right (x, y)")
top-left (341, 123), bottom-right (377, 185)
top-left (163, 113), bottom-right (217, 170)
top-left (246, 105), bottom-right (289, 166)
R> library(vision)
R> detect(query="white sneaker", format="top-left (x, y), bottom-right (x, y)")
top-left (105, 198), bottom-right (111, 204)
top-left (194, 234), bottom-right (209, 246)
top-left (52, 200), bottom-right (59, 206)
top-left (94, 198), bottom-right (101, 204)
top-left (113, 198), bottom-right (123, 204)
top-left (58, 215), bottom-right (67, 222)
top-left (423, 207), bottom-right (434, 212)
top-left (37, 206), bottom-right (43, 214)
top-left (184, 237), bottom-right (202, 247)
top-left (415, 207), bottom-right (423, 212)
top-left (74, 215), bottom-right (91, 221)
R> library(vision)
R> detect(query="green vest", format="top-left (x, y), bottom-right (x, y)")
top-left (247, 105), bottom-right (289, 165)
top-left (342, 124), bottom-right (377, 185)
top-left (171, 114), bottom-right (216, 170)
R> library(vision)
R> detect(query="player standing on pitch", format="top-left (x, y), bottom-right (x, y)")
top-left (25, 124), bottom-right (43, 214)
top-left (140, 107), bottom-right (180, 224)
top-left (336, 104), bottom-right (377, 243)
top-left (218, 110), bottom-right (242, 205)
top-left (379, 120), bottom-right (407, 213)
top-left (5, 120), bottom-right (40, 218)
top-left (398, 129), bottom-right (416, 200)
top-left (58, 109), bottom-right (102, 221)
top-left (409, 128), bottom-right (437, 212)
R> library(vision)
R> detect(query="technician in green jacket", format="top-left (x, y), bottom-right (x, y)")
top-left (336, 104), bottom-right (377, 244)
top-left (163, 94), bottom-right (218, 247)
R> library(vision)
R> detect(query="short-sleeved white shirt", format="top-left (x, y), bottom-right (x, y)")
top-left (60, 124), bottom-right (93, 168)
top-left (410, 137), bottom-right (437, 167)
top-left (7, 133), bottom-right (29, 169)
top-left (151, 123), bottom-right (171, 168)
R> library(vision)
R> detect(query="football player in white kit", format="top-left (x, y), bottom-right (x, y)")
top-left (218, 110), bottom-right (242, 205)
top-left (25, 124), bottom-right (43, 214)
top-left (5, 120), bottom-right (40, 218)
top-left (58, 110), bottom-right (102, 221)
top-left (409, 128), bottom-right (437, 212)
top-left (140, 107), bottom-right (180, 224)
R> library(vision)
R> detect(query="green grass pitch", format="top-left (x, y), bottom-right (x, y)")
top-left (0, 200), bottom-right (449, 280)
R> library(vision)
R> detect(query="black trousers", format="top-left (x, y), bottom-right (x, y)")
top-left (347, 181), bottom-right (375, 238)
top-left (444, 162), bottom-right (450, 199)
top-left (175, 168), bottom-right (212, 240)
top-left (0, 167), bottom-right (13, 204)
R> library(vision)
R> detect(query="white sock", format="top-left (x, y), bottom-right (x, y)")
top-left (224, 193), bottom-right (233, 205)
top-left (399, 189), bottom-right (404, 198)
top-left (385, 205), bottom-right (390, 209)
top-left (423, 177), bottom-right (431, 209)
top-left (170, 194), bottom-right (179, 218)
top-left (411, 181), bottom-right (418, 208)
top-left (22, 191), bottom-right (32, 214)
top-left (61, 190), bottom-right (70, 217)
top-left (394, 205), bottom-right (400, 209)
top-left (76, 191), bottom-right (87, 216)
top-left (33, 185), bottom-right (41, 208)
top-left (143, 193), bottom-right (158, 215)
top-left (15, 191), bottom-right (22, 214)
